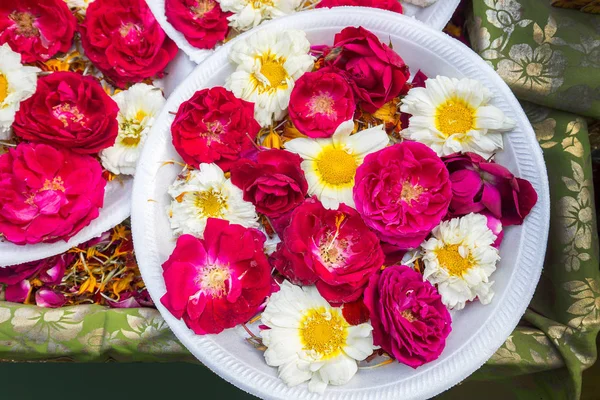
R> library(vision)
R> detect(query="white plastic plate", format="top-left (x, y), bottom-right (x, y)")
top-left (145, 0), bottom-right (461, 63)
top-left (132, 8), bottom-right (550, 400)
top-left (0, 178), bottom-right (132, 267)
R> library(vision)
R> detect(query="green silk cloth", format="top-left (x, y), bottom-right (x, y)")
top-left (0, 2), bottom-right (598, 400)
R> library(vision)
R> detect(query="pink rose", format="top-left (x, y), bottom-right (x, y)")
top-left (79, 0), bottom-right (178, 88)
top-left (35, 287), bottom-right (67, 308)
top-left (316, 0), bottom-right (402, 12)
top-left (165, 0), bottom-right (230, 49)
top-left (271, 198), bottom-right (384, 304)
top-left (364, 265), bottom-right (452, 367)
top-left (0, 0), bottom-right (76, 63)
top-left (354, 141), bottom-right (452, 249)
top-left (442, 152), bottom-right (538, 225)
top-left (161, 219), bottom-right (276, 334)
top-left (324, 26), bottom-right (410, 113)
top-left (288, 70), bottom-right (356, 138)
top-left (230, 149), bottom-right (308, 218)
top-left (0, 143), bottom-right (106, 244)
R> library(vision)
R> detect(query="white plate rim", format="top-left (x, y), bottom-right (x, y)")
top-left (132, 8), bottom-right (550, 400)
top-left (145, 0), bottom-right (461, 64)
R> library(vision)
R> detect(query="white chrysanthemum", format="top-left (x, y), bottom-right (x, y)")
top-left (218, 0), bottom-right (301, 31)
top-left (261, 281), bottom-right (376, 394)
top-left (400, 75), bottom-right (515, 158)
top-left (226, 29), bottom-right (314, 127)
top-left (401, 248), bottom-right (423, 269)
top-left (0, 44), bottom-right (39, 140)
top-left (64, 0), bottom-right (95, 15)
top-left (421, 213), bottom-right (500, 310)
top-left (100, 83), bottom-right (165, 175)
top-left (285, 120), bottom-right (389, 210)
top-left (167, 163), bottom-right (259, 237)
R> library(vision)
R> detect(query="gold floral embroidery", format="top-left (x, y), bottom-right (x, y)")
top-left (490, 335), bottom-right (522, 364)
top-left (563, 279), bottom-right (600, 331)
top-left (121, 309), bottom-right (184, 354)
top-left (534, 118), bottom-right (558, 148)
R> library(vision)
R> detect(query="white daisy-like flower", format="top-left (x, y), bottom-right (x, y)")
top-left (100, 83), bottom-right (165, 176)
top-left (285, 120), bottom-right (389, 209)
top-left (218, 0), bottom-right (301, 32)
top-left (401, 248), bottom-right (423, 269)
top-left (64, 0), bottom-right (95, 15)
top-left (421, 213), bottom-right (500, 310)
top-left (400, 75), bottom-right (516, 158)
top-left (0, 44), bottom-right (39, 140)
top-left (261, 281), bottom-right (376, 394)
top-left (167, 163), bottom-right (259, 237)
top-left (226, 29), bottom-right (314, 127)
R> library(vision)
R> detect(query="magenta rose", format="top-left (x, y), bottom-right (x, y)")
top-left (0, 143), bottom-right (106, 244)
top-left (230, 149), bottom-right (308, 218)
top-left (324, 26), bottom-right (410, 113)
top-left (79, 0), bottom-right (178, 88)
top-left (288, 70), bottom-right (356, 138)
top-left (354, 141), bottom-right (452, 249)
top-left (13, 72), bottom-right (119, 154)
top-left (165, 0), bottom-right (230, 49)
top-left (0, 0), bottom-right (76, 63)
top-left (442, 152), bottom-right (538, 225)
top-left (364, 265), bottom-right (452, 367)
top-left (271, 198), bottom-right (384, 304)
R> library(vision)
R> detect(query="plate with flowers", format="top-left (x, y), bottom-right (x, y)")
top-left (132, 8), bottom-right (550, 400)
top-left (145, 0), bottom-right (460, 63)
top-left (0, 0), bottom-right (178, 266)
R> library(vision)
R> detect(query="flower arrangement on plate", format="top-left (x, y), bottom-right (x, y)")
top-left (155, 23), bottom-right (539, 394)
top-left (0, 0), bottom-right (176, 265)
top-left (146, 0), bottom-right (460, 62)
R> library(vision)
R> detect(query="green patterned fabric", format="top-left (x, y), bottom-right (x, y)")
top-left (0, 2), bottom-right (598, 400)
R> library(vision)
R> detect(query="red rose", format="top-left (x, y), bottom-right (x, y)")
top-left (79, 0), bottom-right (178, 88)
top-left (172, 87), bottom-right (260, 171)
top-left (165, 0), bottom-right (230, 49)
top-left (364, 265), bottom-right (452, 368)
top-left (272, 198), bottom-right (385, 304)
top-left (316, 0), bottom-right (402, 13)
top-left (442, 152), bottom-right (538, 225)
top-left (13, 72), bottom-right (119, 154)
top-left (0, 0), bottom-right (76, 63)
top-left (230, 149), bottom-right (308, 218)
top-left (324, 26), bottom-right (410, 113)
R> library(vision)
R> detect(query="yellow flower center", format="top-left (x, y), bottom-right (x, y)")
top-left (200, 265), bottom-right (230, 298)
top-left (435, 244), bottom-right (474, 276)
top-left (248, 0), bottom-right (274, 8)
top-left (191, 0), bottom-right (216, 18)
top-left (308, 92), bottom-right (336, 118)
top-left (200, 120), bottom-right (224, 144)
top-left (195, 189), bottom-right (227, 218)
top-left (300, 307), bottom-right (348, 359)
top-left (52, 103), bottom-right (86, 128)
top-left (255, 53), bottom-right (288, 92)
top-left (0, 73), bottom-right (8, 104)
top-left (435, 98), bottom-right (475, 137)
top-left (42, 177), bottom-right (66, 192)
top-left (401, 309), bottom-right (416, 322)
top-left (9, 11), bottom-right (39, 37)
top-left (315, 147), bottom-right (357, 187)
top-left (400, 181), bottom-right (423, 204)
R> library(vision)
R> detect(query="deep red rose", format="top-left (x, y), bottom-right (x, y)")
top-left (79, 0), bottom-right (178, 88)
top-left (271, 198), bottom-right (385, 304)
top-left (230, 149), bottom-right (308, 218)
top-left (317, 0), bottom-right (402, 13)
top-left (0, 0), bottom-right (76, 63)
top-left (171, 87), bottom-right (260, 171)
top-left (165, 0), bottom-right (230, 49)
top-left (13, 72), bottom-right (119, 155)
top-left (442, 152), bottom-right (538, 225)
top-left (161, 219), bottom-right (276, 334)
top-left (364, 265), bottom-right (452, 368)
top-left (324, 26), bottom-right (410, 113)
